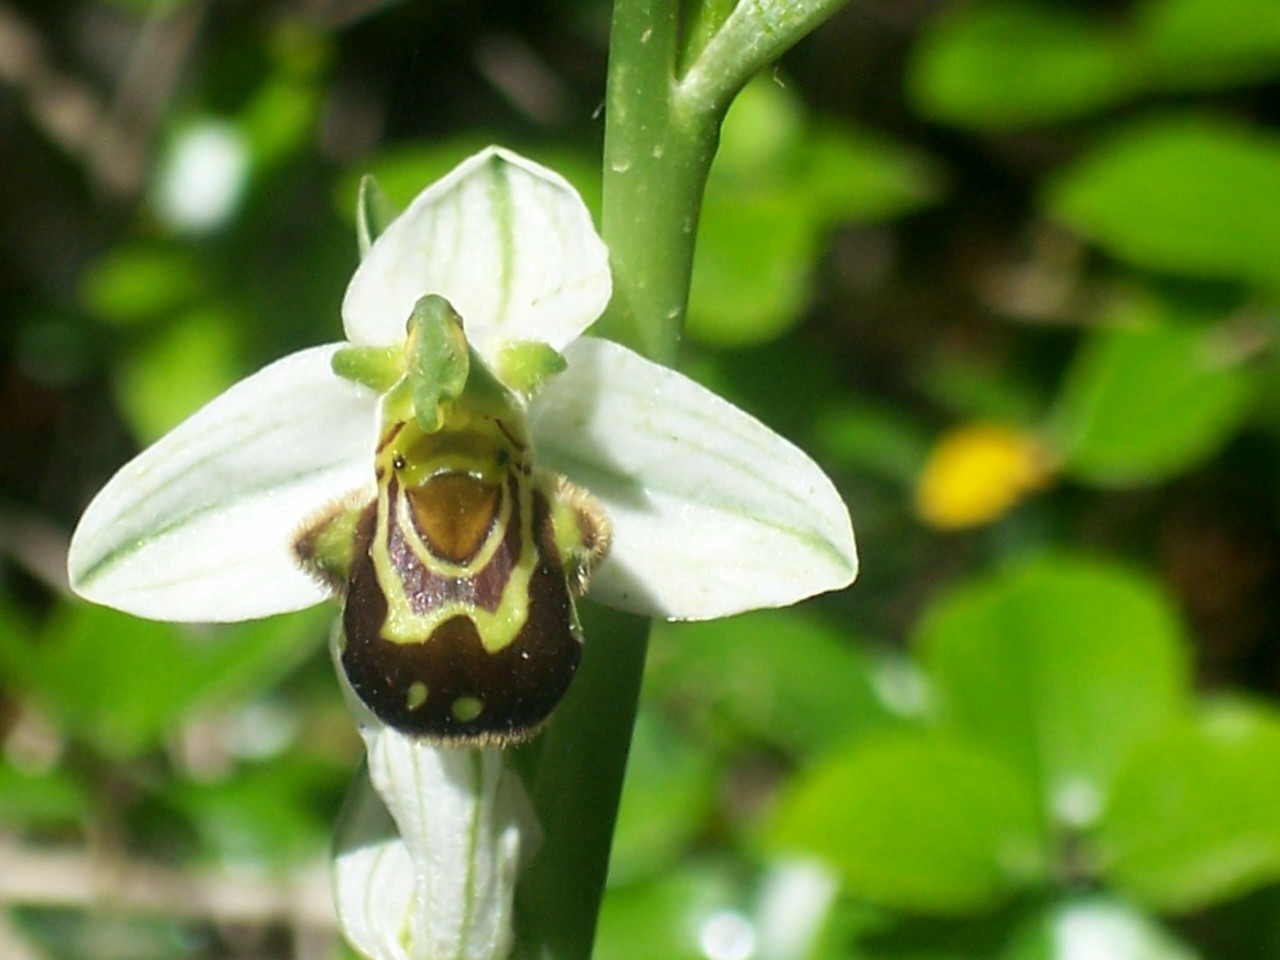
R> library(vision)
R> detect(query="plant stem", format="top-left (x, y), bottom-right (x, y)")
top-left (677, 0), bottom-right (853, 116)
top-left (595, 0), bottom-right (717, 364)
top-left (517, 0), bottom-right (854, 955)
top-left (515, 605), bottom-right (650, 960)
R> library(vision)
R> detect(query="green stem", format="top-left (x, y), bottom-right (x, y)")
top-left (516, 0), bottom-right (854, 956)
top-left (594, 0), bottom-right (715, 364)
top-left (677, 0), bottom-right (853, 116)
top-left (515, 605), bottom-right (650, 960)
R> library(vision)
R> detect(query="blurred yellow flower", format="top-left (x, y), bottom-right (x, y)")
top-left (915, 423), bottom-right (1053, 530)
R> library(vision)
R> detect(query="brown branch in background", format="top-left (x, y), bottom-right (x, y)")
top-left (0, 507), bottom-right (70, 594)
top-left (474, 33), bottom-right (571, 128)
top-left (0, 0), bottom-right (204, 198)
top-left (86, 0), bottom-right (206, 198)
top-left (0, 836), bottom-right (337, 930)
top-left (0, 4), bottom-right (106, 165)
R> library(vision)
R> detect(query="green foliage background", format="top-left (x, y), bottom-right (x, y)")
top-left (4, 0), bottom-right (1280, 957)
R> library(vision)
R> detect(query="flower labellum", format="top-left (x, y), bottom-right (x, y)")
top-left (297, 294), bottom-right (609, 743)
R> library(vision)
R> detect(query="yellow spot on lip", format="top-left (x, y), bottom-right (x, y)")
top-left (406, 682), bottom-right (429, 710)
top-left (451, 696), bottom-right (484, 722)
top-left (916, 422), bottom-right (1055, 530)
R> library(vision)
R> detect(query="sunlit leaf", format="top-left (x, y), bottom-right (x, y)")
top-left (166, 755), bottom-right (345, 864)
top-left (908, 3), bottom-right (1134, 127)
top-left (115, 308), bottom-right (247, 443)
top-left (648, 609), bottom-right (895, 755)
top-left (0, 603), bottom-right (326, 757)
top-left (686, 190), bottom-right (818, 346)
top-left (768, 733), bottom-right (1046, 914)
top-left (79, 246), bottom-right (203, 328)
top-left (0, 762), bottom-right (88, 829)
top-left (608, 711), bottom-right (720, 885)
top-left (1052, 301), bottom-right (1255, 486)
top-left (1097, 699), bottom-right (1280, 911)
top-left (1136, 0), bottom-right (1280, 90)
top-left (1005, 897), bottom-right (1203, 960)
top-left (1045, 113), bottom-right (1280, 286)
top-left (595, 863), bottom-right (746, 960)
top-left (687, 78), bottom-right (937, 347)
top-left (915, 554), bottom-right (1190, 829)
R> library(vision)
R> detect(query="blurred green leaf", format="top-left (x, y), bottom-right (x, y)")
top-left (79, 246), bottom-right (203, 328)
top-left (914, 554), bottom-right (1189, 830)
top-left (1135, 0), bottom-right (1280, 90)
top-left (1052, 302), bottom-right (1255, 486)
top-left (12, 907), bottom-right (189, 960)
top-left (238, 26), bottom-right (328, 170)
top-left (649, 610), bottom-right (896, 756)
top-left (687, 78), bottom-right (937, 347)
top-left (686, 190), bottom-right (818, 346)
top-left (595, 862), bottom-right (745, 960)
top-left (0, 762), bottom-right (88, 829)
top-left (713, 75), bottom-right (807, 183)
top-left (767, 733), bottom-right (1046, 914)
top-left (240, 78), bottom-right (320, 171)
top-left (114, 308), bottom-right (246, 443)
top-left (815, 403), bottom-right (931, 484)
top-left (0, 603), bottom-right (326, 758)
top-left (907, 3), bottom-right (1134, 128)
top-left (166, 755), bottom-right (344, 865)
top-left (803, 125), bottom-right (940, 224)
top-left (1045, 114), bottom-right (1280, 286)
top-left (916, 351), bottom-right (1050, 425)
top-left (1096, 699), bottom-right (1280, 911)
top-left (609, 710), bottom-right (720, 886)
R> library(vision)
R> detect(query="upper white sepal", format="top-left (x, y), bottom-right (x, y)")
top-left (342, 147), bottom-right (611, 369)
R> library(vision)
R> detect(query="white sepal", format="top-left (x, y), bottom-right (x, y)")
top-left (342, 147), bottom-right (611, 368)
top-left (67, 344), bottom-right (376, 622)
top-left (531, 337), bottom-right (857, 619)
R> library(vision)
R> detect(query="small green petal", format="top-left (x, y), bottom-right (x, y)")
top-left (332, 343), bottom-right (403, 393)
top-left (494, 339), bottom-right (568, 395)
top-left (406, 295), bottom-right (470, 432)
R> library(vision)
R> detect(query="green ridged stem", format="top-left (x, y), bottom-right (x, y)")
top-left (516, 0), bottom-right (854, 956)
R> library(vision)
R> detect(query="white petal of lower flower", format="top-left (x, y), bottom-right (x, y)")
top-left (333, 780), bottom-right (416, 960)
top-left (67, 344), bottom-right (376, 622)
top-left (358, 729), bottom-right (537, 960)
top-left (342, 147), bottom-right (611, 365)
top-left (531, 337), bottom-right (857, 620)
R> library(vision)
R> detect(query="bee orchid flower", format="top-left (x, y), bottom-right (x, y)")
top-left (66, 147), bottom-right (857, 960)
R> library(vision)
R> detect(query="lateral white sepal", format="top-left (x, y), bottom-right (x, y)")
top-left (531, 337), bottom-right (858, 619)
top-left (66, 344), bottom-right (376, 622)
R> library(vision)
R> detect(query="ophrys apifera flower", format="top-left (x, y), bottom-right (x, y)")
top-left (67, 147), bottom-right (857, 960)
